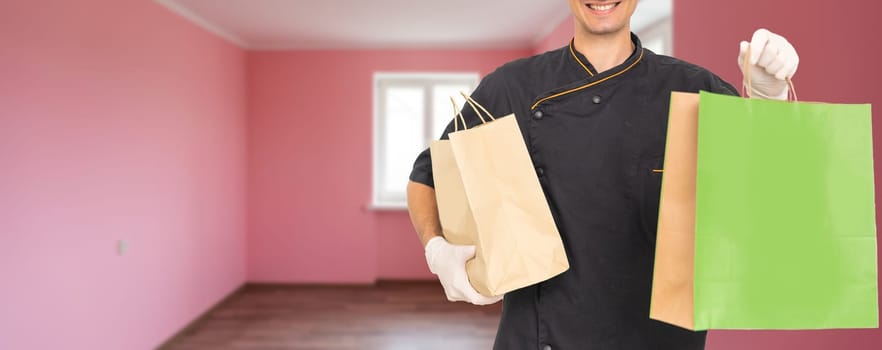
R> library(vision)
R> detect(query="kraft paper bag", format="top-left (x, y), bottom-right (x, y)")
top-left (430, 104), bottom-right (484, 283)
top-left (445, 94), bottom-right (569, 297)
top-left (651, 89), bottom-right (878, 331)
top-left (431, 139), bottom-right (478, 246)
top-left (650, 92), bottom-right (700, 330)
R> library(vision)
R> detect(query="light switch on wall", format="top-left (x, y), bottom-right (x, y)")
top-left (117, 240), bottom-right (129, 256)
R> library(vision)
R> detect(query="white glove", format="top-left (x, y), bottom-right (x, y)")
top-left (424, 236), bottom-right (502, 305)
top-left (738, 28), bottom-right (799, 100)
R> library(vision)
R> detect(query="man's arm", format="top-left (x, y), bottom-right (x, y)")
top-left (407, 180), bottom-right (502, 305)
top-left (403, 71), bottom-right (506, 305)
top-left (406, 180), bottom-right (442, 248)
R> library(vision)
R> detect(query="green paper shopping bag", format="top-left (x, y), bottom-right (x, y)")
top-left (693, 91), bottom-right (878, 330)
top-left (651, 90), bottom-right (878, 331)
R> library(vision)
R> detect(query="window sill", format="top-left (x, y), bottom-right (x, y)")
top-left (366, 203), bottom-right (409, 211)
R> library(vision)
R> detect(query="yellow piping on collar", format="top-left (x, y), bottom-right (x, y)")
top-left (569, 39), bottom-right (595, 77)
top-left (531, 49), bottom-right (645, 110)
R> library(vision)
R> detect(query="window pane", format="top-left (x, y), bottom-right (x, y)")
top-left (382, 87), bottom-right (425, 199)
top-left (431, 84), bottom-right (474, 140)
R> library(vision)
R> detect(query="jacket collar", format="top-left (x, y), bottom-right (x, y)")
top-left (568, 32), bottom-right (644, 78)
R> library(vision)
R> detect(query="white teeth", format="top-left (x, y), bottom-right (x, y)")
top-left (588, 3), bottom-right (616, 11)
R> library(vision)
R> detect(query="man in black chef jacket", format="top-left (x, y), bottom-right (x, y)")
top-left (407, 1), bottom-right (799, 349)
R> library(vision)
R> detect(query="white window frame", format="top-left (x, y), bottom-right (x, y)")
top-left (371, 72), bottom-right (480, 210)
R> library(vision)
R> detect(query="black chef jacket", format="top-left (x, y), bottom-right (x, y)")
top-left (409, 33), bottom-right (737, 350)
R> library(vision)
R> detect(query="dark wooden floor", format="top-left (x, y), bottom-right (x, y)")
top-left (160, 281), bottom-right (502, 350)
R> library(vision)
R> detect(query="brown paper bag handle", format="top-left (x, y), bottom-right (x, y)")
top-left (450, 97), bottom-right (468, 132)
top-left (742, 46), bottom-right (798, 101)
top-left (460, 92), bottom-right (496, 124)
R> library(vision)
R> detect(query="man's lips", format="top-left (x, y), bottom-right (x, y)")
top-left (586, 1), bottom-right (621, 13)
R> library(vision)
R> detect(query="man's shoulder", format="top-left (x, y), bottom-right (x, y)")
top-left (644, 50), bottom-right (738, 95)
top-left (467, 45), bottom-right (570, 114)
top-left (646, 51), bottom-right (716, 76)
top-left (485, 45), bottom-right (570, 82)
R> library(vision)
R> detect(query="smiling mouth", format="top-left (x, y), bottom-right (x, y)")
top-left (587, 2), bottom-right (621, 12)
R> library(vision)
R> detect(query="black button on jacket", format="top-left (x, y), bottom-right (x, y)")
top-left (410, 34), bottom-right (737, 350)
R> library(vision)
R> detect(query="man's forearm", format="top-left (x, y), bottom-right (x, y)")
top-left (407, 181), bottom-right (443, 248)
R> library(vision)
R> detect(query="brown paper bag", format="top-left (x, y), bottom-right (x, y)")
top-left (430, 141), bottom-right (477, 246)
top-left (649, 92), bottom-right (699, 329)
top-left (446, 94), bottom-right (569, 297)
top-left (430, 102), bottom-right (483, 282)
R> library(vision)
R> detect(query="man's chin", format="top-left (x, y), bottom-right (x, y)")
top-left (582, 25), bottom-right (628, 36)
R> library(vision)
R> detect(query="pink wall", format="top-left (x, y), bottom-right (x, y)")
top-left (674, 1), bottom-right (882, 349)
top-left (533, 17), bottom-right (574, 55)
top-left (0, 1), bottom-right (247, 349)
top-left (5, 0), bottom-right (875, 347)
top-left (246, 49), bottom-right (532, 283)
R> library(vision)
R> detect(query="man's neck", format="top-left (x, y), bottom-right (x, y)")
top-left (572, 29), bottom-right (634, 74)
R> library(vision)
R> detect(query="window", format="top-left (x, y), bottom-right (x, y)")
top-left (637, 17), bottom-right (672, 56)
top-left (372, 73), bottom-right (479, 209)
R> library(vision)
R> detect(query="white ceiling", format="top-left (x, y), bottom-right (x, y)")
top-left (155, 0), bottom-right (671, 50)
